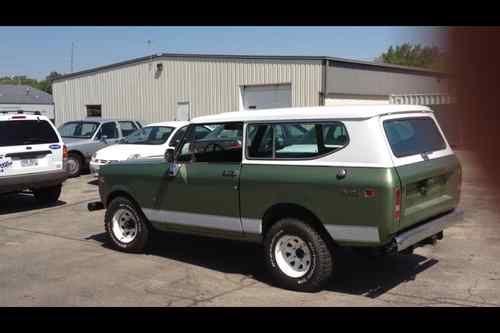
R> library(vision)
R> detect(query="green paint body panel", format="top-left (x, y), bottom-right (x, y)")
top-left (98, 154), bottom-right (460, 247)
top-left (395, 154), bottom-right (461, 231)
top-left (239, 164), bottom-right (399, 245)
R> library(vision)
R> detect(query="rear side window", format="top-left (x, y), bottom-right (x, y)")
top-left (0, 120), bottom-right (59, 147)
top-left (119, 121), bottom-right (138, 137)
top-left (246, 122), bottom-right (349, 159)
top-left (99, 122), bottom-right (119, 139)
top-left (383, 117), bottom-right (446, 158)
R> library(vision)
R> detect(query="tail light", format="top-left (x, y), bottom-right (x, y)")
top-left (394, 187), bottom-right (401, 222)
top-left (63, 145), bottom-right (68, 160)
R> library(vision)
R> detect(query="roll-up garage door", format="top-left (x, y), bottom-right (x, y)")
top-left (242, 84), bottom-right (291, 110)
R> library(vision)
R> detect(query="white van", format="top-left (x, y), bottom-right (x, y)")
top-left (0, 113), bottom-right (68, 204)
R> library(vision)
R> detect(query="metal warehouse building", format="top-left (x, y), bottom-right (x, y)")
top-left (53, 53), bottom-right (458, 144)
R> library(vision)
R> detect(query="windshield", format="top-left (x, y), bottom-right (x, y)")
top-left (58, 121), bottom-right (99, 139)
top-left (0, 120), bottom-right (59, 147)
top-left (122, 126), bottom-right (175, 145)
top-left (383, 117), bottom-right (446, 158)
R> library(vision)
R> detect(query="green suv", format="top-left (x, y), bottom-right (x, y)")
top-left (92, 105), bottom-right (463, 292)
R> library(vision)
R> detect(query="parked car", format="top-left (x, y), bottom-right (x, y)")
top-left (0, 112), bottom-right (67, 204)
top-left (90, 105), bottom-right (463, 292)
top-left (89, 121), bottom-right (190, 176)
top-left (58, 118), bottom-right (143, 177)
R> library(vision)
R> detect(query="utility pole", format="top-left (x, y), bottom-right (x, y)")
top-left (70, 42), bottom-right (74, 73)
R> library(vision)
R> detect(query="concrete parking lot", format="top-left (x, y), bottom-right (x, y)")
top-left (0, 151), bottom-right (499, 306)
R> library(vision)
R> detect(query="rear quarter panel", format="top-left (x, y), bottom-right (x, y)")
top-left (239, 164), bottom-right (400, 245)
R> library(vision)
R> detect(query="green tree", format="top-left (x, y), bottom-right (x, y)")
top-left (375, 43), bottom-right (444, 70)
top-left (0, 71), bottom-right (62, 94)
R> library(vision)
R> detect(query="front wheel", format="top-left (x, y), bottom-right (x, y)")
top-left (264, 218), bottom-right (333, 292)
top-left (105, 197), bottom-right (150, 253)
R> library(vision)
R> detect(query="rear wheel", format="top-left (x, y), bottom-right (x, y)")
top-left (105, 197), bottom-right (150, 253)
top-left (33, 185), bottom-right (62, 205)
top-left (66, 153), bottom-right (82, 177)
top-left (264, 218), bottom-right (333, 292)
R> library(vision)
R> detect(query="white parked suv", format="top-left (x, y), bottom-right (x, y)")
top-left (0, 112), bottom-right (68, 204)
top-left (89, 121), bottom-right (193, 176)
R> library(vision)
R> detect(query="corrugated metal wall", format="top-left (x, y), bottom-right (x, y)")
top-left (53, 57), bottom-right (323, 126)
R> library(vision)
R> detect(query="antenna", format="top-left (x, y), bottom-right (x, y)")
top-left (147, 40), bottom-right (153, 71)
top-left (71, 42), bottom-right (74, 73)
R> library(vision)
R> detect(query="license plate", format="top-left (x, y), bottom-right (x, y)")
top-left (21, 159), bottom-right (38, 167)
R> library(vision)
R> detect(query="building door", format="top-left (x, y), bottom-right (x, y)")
top-left (176, 101), bottom-right (190, 121)
top-left (242, 84), bottom-right (291, 110)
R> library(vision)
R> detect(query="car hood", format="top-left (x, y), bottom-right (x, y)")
top-left (95, 144), bottom-right (167, 161)
top-left (62, 137), bottom-right (92, 146)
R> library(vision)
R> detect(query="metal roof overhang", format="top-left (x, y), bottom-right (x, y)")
top-left (389, 93), bottom-right (455, 105)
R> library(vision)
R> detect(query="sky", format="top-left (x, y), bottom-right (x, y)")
top-left (0, 27), bottom-right (447, 80)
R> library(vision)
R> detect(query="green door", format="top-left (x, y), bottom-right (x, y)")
top-left (154, 122), bottom-right (244, 235)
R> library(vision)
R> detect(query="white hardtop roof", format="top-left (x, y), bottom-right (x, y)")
top-left (0, 114), bottom-right (50, 121)
top-left (145, 120), bottom-right (190, 128)
top-left (191, 105), bottom-right (432, 124)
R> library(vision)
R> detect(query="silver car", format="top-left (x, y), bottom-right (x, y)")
top-left (58, 118), bottom-right (143, 177)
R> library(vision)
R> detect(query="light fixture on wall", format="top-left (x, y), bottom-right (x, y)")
top-left (154, 63), bottom-right (163, 79)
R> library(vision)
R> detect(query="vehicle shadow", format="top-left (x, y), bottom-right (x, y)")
top-left (0, 192), bottom-right (66, 215)
top-left (87, 231), bottom-right (437, 297)
top-left (87, 179), bottom-right (99, 186)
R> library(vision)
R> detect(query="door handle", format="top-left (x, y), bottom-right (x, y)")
top-left (222, 170), bottom-right (237, 177)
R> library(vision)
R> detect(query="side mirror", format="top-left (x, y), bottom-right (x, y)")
top-left (101, 135), bottom-right (108, 142)
top-left (165, 148), bottom-right (180, 177)
top-left (164, 147), bottom-right (175, 163)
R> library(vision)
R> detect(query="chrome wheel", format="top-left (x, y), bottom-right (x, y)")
top-left (274, 234), bottom-right (312, 278)
top-left (111, 208), bottom-right (138, 244)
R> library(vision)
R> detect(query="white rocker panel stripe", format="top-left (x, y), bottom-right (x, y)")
top-left (142, 208), bottom-right (243, 232)
top-left (143, 208), bottom-right (379, 242)
top-left (325, 224), bottom-right (380, 243)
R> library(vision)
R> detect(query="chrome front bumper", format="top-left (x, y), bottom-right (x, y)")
top-left (395, 208), bottom-right (464, 252)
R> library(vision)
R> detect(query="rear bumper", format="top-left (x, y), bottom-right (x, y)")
top-left (394, 208), bottom-right (464, 252)
top-left (0, 169), bottom-right (68, 194)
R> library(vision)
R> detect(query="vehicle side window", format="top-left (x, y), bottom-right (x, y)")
top-left (246, 124), bottom-right (273, 158)
top-left (178, 123), bottom-right (243, 163)
top-left (100, 122), bottom-right (119, 139)
top-left (170, 126), bottom-right (188, 148)
top-left (119, 121), bottom-right (138, 137)
top-left (246, 122), bottom-right (349, 160)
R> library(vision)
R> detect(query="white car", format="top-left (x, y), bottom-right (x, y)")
top-left (0, 112), bottom-right (67, 204)
top-left (89, 121), bottom-right (195, 176)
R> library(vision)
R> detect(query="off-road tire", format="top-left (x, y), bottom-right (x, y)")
top-left (264, 218), bottom-right (333, 292)
top-left (105, 197), bottom-right (150, 253)
top-left (33, 185), bottom-right (62, 205)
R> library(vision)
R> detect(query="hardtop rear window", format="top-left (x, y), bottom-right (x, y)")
top-left (0, 119), bottom-right (59, 147)
top-left (383, 117), bottom-right (446, 158)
